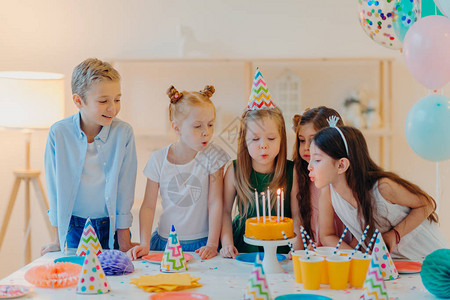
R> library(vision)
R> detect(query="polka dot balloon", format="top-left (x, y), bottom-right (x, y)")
top-left (358, 0), bottom-right (403, 50)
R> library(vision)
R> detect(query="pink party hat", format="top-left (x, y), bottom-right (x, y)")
top-left (247, 67), bottom-right (276, 111)
top-left (76, 218), bottom-right (103, 256)
top-left (243, 255), bottom-right (272, 300)
top-left (360, 252), bottom-right (389, 300)
top-left (76, 247), bottom-right (110, 294)
top-left (371, 232), bottom-right (398, 280)
top-left (160, 225), bottom-right (187, 273)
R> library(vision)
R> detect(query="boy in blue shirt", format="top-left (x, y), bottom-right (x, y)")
top-left (41, 58), bottom-right (137, 254)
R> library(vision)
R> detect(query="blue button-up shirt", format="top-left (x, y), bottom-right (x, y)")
top-left (45, 112), bottom-right (137, 251)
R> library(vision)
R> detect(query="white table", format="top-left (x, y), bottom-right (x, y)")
top-left (0, 251), bottom-right (438, 300)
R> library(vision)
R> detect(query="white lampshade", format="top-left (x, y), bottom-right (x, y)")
top-left (0, 71), bottom-right (64, 129)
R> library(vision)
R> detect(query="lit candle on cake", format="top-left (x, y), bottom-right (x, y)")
top-left (254, 189), bottom-right (260, 222)
top-left (281, 189), bottom-right (284, 220)
top-left (261, 192), bottom-right (266, 224)
top-left (277, 189), bottom-right (280, 223)
top-left (267, 188), bottom-right (271, 221)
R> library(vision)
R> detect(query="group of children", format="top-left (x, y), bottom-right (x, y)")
top-left (41, 58), bottom-right (448, 262)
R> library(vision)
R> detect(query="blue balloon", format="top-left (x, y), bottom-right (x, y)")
top-left (392, 0), bottom-right (420, 41)
top-left (405, 94), bottom-right (450, 161)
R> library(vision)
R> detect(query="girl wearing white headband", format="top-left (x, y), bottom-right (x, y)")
top-left (308, 122), bottom-right (448, 260)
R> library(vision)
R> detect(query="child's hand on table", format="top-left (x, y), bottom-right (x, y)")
top-left (41, 241), bottom-right (60, 256)
top-left (195, 244), bottom-right (218, 260)
top-left (127, 245), bottom-right (149, 260)
top-left (219, 244), bottom-right (239, 259)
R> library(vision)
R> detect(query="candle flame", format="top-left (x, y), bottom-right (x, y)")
top-left (277, 189), bottom-right (281, 195)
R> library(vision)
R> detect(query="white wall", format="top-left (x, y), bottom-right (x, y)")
top-left (1, 0), bottom-right (448, 278)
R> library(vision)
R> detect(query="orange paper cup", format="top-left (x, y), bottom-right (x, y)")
top-left (326, 255), bottom-right (351, 290)
top-left (349, 252), bottom-right (371, 287)
top-left (315, 248), bottom-right (334, 285)
top-left (292, 250), bottom-right (313, 283)
top-left (300, 256), bottom-right (324, 290)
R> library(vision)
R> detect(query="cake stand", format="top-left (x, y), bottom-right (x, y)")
top-left (243, 235), bottom-right (297, 274)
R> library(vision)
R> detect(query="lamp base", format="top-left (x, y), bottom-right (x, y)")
top-left (0, 169), bottom-right (53, 264)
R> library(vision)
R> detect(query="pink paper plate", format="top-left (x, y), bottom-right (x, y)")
top-left (149, 292), bottom-right (209, 299)
top-left (142, 253), bottom-right (193, 264)
top-left (393, 260), bottom-right (422, 274)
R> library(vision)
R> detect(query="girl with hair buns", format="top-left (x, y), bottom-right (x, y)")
top-left (291, 106), bottom-right (353, 250)
top-left (128, 85), bottom-right (230, 260)
top-left (309, 125), bottom-right (448, 260)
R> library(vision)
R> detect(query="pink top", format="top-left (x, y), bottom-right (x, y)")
top-left (310, 184), bottom-right (351, 246)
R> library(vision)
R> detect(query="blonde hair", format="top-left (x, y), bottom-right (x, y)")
top-left (235, 107), bottom-right (287, 220)
top-left (166, 85), bottom-right (215, 122)
top-left (71, 58), bottom-right (120, 102)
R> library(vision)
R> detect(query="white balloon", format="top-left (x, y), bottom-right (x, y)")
top-left (435, 0), bottom-right (450, 17)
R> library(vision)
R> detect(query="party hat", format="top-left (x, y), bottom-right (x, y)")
top-left (243, 255), bottom-right (272, 300)
top-left (360, 253), bottom-right (389, 300)
top-left (161, 225), bottom-right (187, 272)
top-left (76, 218), bottom-right (103, 256)
top-left (247, 67), bottom-right (276, 111)
top-left (76, 248), bottom-right (110, 294)
top-left (371, 232), bottom-right (398, 280)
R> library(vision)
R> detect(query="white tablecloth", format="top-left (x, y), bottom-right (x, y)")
top-left (0, 251), bottom-right (438, 299)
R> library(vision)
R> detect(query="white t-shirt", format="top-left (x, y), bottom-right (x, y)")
top-left (72, 142), bottom-right (108, 219)
top-left (143, 143), bottom-right (230, 240)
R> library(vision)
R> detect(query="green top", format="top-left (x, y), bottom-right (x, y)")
top-left (232, 160), bottom-right (294, 254)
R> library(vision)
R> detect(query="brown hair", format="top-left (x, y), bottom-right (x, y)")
top-left (292, 106), bottom-right (344, 238)
top-left (167, 85), bottom-right (215, 122)
top-left (71, 58), bottom-right (120, 102)
top-left (313, 126), bottom-right (438, 241)
top-left (235, 107), bottom-right (287, 220)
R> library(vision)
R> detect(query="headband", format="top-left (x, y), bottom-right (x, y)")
top-left (327, 116), bottom-right (349, 157)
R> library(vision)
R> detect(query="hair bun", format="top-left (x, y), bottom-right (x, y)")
top-left (167, 85), bottom-right (183, 104)
top-left (200, 85), bottom-right (215, 98)
top-left (292, 114), bottom-right (301, 132)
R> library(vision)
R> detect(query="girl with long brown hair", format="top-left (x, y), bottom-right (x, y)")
top-left (291, 107), bottom-right (351, 249)
top-left (309, 124), bottom-right (448, 260)
top-left (220, 68), bottom-right (297, 258)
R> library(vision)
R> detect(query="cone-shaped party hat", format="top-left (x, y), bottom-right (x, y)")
top-left (243, 255), bottom-right (272, 300)
top-left (372, 232), bottom-right (398, 280)
top-left (247, 67), bottom-right (276, 111)
top-left (76, 248), bottom-right (110, 294)
top-left (160, 225), bottom-right (187, 273)
top-left (360, 252), bottom-right (389, 300)
top-left (76, 218), bottom-right (103, 256)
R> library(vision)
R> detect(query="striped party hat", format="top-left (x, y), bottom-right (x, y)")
top-left (360, 252), bottom-right (389, 300)
top-left (247, 67), bottom-right (276, 111)
top-left (76, 218), bottom-right (103, 256)
top-left (243, 255), bottom-right (272, 300)
top-left (160, 225), bottom-right (187, 273)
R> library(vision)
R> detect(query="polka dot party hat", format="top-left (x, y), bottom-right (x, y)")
top-left (161, 225), bottom-right (187, 273)
top-left (76, 247), bottom-right (111, 294)
top-left (360, 252), bottom-right (389, 300)
top-left (371, 231), bottom-right (398, 280)
top-left (247, 67), bottom-right (276, 111)
top-left (76, 218), bottom-right (103, 256)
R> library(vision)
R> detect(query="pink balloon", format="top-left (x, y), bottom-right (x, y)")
top-left (403, 15), bottom-right (450, 90)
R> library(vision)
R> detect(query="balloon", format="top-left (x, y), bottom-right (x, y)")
top-left (358, 0), bottom-right (403, 50)
top-left (403, 15), bottom-right (450, 90)
top-left (434, 0), bottom-right (450, 17)
top-left (392, 0), bottom-right (421, 42)
top-left (405, 94), bottom-right (450, 162)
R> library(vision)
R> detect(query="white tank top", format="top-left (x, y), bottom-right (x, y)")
top-left (330, 182), bottom-right (448, 261)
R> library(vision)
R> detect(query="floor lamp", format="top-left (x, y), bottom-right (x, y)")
top-left (0, 71), bottom-right (64, 264)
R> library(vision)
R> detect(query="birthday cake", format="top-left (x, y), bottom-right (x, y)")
top-left (245, 217), bottom-right (294, 240)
